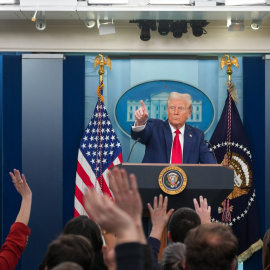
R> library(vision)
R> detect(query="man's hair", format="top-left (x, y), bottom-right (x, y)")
top-left (50, 262), bottom-right (83, 270)
top-left (161, 242), bottom-right (186, 270)
top-left (168, 207), bottom-right (201, 243)
top-left (167, 92), bottom-right (193, 112)
top-left (184, 223), bottom-right (238, 270)
top-left (45, 234), bottom-right (94, 270)
top-left (63, 215), bottom-right (103, 253)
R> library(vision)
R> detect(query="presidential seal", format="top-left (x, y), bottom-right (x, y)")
top-left (158, 166), bottom-right (187, 195)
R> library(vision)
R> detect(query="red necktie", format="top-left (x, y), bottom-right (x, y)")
top-left (171, 129), bottom-right (182, 164)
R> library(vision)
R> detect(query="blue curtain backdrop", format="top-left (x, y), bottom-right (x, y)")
top-left (0, 53), bottom-right (266, 270)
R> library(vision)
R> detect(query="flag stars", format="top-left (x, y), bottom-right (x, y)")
top-left (116, 142), bottom-right (121, 147)
top-left (106, 128), bottom-right (110, 133)
top-left (90, 136), bottom-right (94, 141)
top-left (90, 159), bottom-right (95, 164)
top-left (111, 135), bottom-right (115, 140)
top-left (105, 143), bottom-right (109, 148)
top-left (110, 143), bottom-right (115, 148)
top-left (83, 136), bottom-right (88, 141)
top-left (102, 159), bottom-right (107, 164)
top-left (86, 129), bottom-right (90, 134)
top-left (86, 151), bottom-right (90, 156)
top-left (105, 136), bottom-right (109, 141)
top-left (82, 143), bottom-right (86, 149)
top-left (109, 150), bottom-right (113, 156)
top-left (88, 143), bottom-right (92, 149)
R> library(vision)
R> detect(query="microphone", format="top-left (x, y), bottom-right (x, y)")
top-left (204, 139), bottom-right (218, 164)
top-left (126, 138), bottom-right (141, 162)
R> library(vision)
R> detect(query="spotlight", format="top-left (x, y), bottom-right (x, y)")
top-left (170, 20), bottom-right (187, 38)
top-left (190, 20), bottom-right (209, 37)
top-left (35, 11), bottom-right (46, 31)
top-left (129, 20), bottom-right (156, 41)
top-left (158, 20), bottom-right (172, 36)
top-left (250, 20), bottom-right (261, 30)
top-left (84, 20), bottom-right (96, 28)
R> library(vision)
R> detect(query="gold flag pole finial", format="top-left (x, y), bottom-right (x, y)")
top-left (94, 54), bottom-right (111, 103)
top-left (94, 54), bottom-right (111, 82)
top-left (220, 54), bottom-right (239, 82)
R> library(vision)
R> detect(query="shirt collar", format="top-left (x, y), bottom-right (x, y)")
top-left (168, 122), bottom-right (185, 135)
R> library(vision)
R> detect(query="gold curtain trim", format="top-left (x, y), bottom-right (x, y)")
top-left (237, 239), bottom-right (263, 264)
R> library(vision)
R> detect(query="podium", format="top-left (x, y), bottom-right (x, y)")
top-left (118, 163), bottom-right (234, 211)
top-left (117, 163), bottom-right (234, 260)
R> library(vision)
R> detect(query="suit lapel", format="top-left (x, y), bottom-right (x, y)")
top-left (164, 120), bottom-right (172, 163)
top-left (183, 124), bottom-right (193, 163)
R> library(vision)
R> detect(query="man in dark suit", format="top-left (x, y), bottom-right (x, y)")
top-left (131, 92), bottom-right (216, 164)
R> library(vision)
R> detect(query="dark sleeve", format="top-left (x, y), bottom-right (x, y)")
top-left (115, 242), bottom-right (143, 270)
top-left (0, 222), bottom-right (31, 270)
top-left (199, 131), bottom-right (216, 164)
top-left (147, 237), bottom-right (161, 270)
top-left (130, 119), bottom-right (156, 145)
top-left (263, 229), bottom-right (270, 270)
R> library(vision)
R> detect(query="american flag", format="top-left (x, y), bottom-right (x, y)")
top-left (74, 90), bottom-right (123, 217)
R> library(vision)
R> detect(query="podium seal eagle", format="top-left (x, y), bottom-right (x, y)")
top-left (158, 166), bottom-right (187, 195)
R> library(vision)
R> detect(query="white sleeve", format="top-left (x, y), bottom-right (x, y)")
top-left (131, 123), bottom-right (146, 132)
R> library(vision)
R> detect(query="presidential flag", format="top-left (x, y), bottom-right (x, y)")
top-left (74, 83), bottom-right (123, 217)
top-left (210, 85), bottom-right (263, 263)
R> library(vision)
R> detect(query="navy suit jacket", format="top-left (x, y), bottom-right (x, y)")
top-left (131, 119), bottom-right (216, 164)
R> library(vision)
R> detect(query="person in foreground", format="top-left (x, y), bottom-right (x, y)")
top-left (84, 167), bottom-right (152, 270)
top-left (161, 242), bottom-right (186, 270)
top-left (44, 234), bottom-right (94, 270)
top-left (131, 92), bottom-right (216, 164)
top-left (0, 169), bottom-right (32, 270)
top-left (184, 223), bottom-right (238, 270)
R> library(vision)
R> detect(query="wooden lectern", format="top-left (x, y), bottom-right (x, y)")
top-left (118, 163), bottom-right (234, 260)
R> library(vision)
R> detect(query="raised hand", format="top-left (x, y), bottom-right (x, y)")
top-left (147, 194), bottom-right (174, 240)
top-left (108, 167), bottom-right (142, 223)
top-left (193, 195), bottom-right (211, 224)
top-left (84, 187), bottom-right (138, 244)
top-left (9, 169), bottom-right (32, 200)
top-left (134, 100), bottom-right (149, 126)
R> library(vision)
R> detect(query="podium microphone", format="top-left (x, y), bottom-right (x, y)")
top-left (204, 139), bottom-right (218, 164)
top-left (126, 138), bottom-right (141, 162)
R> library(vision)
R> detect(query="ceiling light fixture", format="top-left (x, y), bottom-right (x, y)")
top-left (84, 20), bottom-right (96, 29)
top-left (170, 20), bottom-right (188, 38)
top-left (130, 20), bottom-right (157, 41)
top-left (190, 20), bottom-right (209, 37)
top-left (250, 20), bottom-right (262, 30)
top-left (35, 11), bottom-right (46, 31)
top-left (158, 20), bottom-right (172, 36)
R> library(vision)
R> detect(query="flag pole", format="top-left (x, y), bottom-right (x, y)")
top-left (220, 54), bottom-right (239, 166)
top-left (94, 54), bottom-right (111, 103)
top-left (92, 54), bottom-right (112, 192)
top-left (219, 54), bottom-right (239, 222)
